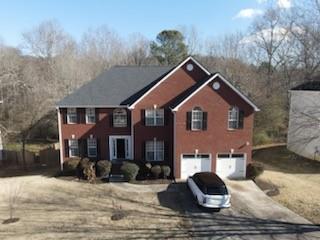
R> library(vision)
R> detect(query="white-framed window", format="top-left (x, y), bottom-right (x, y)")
top-left (87, 138), bottom-right (97, 157)
top-left (68, 139), bottom-right (79, 157)
top-left (67, 108), bottom-right (77, 124)
top-left (145, 109), bottom-right (164, 126)
top-left (146, 139), bottom-right (164, 161)
top-left (191, 107), bottom-right (203, 130)
top-left (85, 108), bottom-right (96, 124)
top-left (113, 109), bottom-right (127, 127)
top-left (228, 106), bottom-right (239, 129)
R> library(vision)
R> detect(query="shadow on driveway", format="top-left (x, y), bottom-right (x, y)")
top-left (157, 182), bottom-right (320, 240)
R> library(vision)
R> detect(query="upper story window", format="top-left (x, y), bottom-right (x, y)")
top-left (187, 107), bottom-right (207, 131)
top-left (145, 139), bottom-right (164, 161)
top-left (68, 139), bottom-right (79, 157)
top-left (228, 106), bottom-right (244, 129)
top-left (145, 108), bottom-right (164, 126)
top-left (191, 107), bottom-right (203, 130)
top-left (67, 108), bottom-right (77, 124)
top-left (113, 109), bottom-right (127, 127)
top-left (87, 138), bottom-right (97, 157)
top-left (86, 108), bottom-right (96, 124)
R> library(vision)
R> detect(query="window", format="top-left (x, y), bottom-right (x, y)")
top-left (87, 138), bottom-right (97, 157)
top-left (191, 107), bottom-right (203, 130)
top-left (68, 139), bottom-right (79, 157)
top-left (145, 109), bottom-right (164, 126)
top-left (113, 109), bottom-right (127, 127)
top-left (228, 106), bottom-right (239, 129)
top-left (85, 108), bottom-right (96, 124)
top-left (67, 108), bottom-right (77, 124)
top-left (145, 140), bottom-right (164, 161)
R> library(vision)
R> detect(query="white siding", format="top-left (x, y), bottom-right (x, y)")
top-left (287, 90), bottom-right (320, 160)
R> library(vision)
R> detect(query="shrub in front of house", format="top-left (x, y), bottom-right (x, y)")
top-left (83, 161), bottom-right (96, 183)
top-left (76, 158), bottom-right (90, 179)
top-left (246, 162), bottom-right (264, 181)
top-left (62, 157), bottom-right (81, 175)
top-left (121, 162), bottom-right (140, 182)
top-left (151, 165), bottom-right (162, 179)
top-left (161, 165), bottom-right (171, 179)
top-left (96, 160), bottom-right (112, 178)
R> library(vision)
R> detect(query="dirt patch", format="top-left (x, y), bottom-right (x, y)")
top-left (2, 218), bottom-right (19, 224)
top-left (255, 178), bottom-right (280, 197)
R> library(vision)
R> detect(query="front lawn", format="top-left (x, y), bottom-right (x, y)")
top-left (0, 176), bottom-right (190, 240)
top-left (253, 146), bottom-right (320, 224)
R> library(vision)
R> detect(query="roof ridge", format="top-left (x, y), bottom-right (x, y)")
top-left (113, 65), bottom-right (171, 68)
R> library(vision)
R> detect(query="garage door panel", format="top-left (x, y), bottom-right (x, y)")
top-left (216, 154), bottom-right (246, 179)
top-left (181, 155), bottom-right (211, 179)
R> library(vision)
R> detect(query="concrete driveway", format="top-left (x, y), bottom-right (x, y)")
top-left (157, 180), bottom-right (320, 240)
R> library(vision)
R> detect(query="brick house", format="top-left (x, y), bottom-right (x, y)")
top-left (56, 56), bottom-right (259, 179)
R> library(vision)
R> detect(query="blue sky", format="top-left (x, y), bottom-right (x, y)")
top-left (0, 0), bottom-right (291, 47)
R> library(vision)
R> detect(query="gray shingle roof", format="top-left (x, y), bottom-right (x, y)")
top-left (56, 66), bottom-right (172, 107)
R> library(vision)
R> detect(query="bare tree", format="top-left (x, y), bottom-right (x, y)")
top-left (179, 25), bottom-right (202, 55)
top-left (80, 25), bottom-right (126, 78)
top-left (2, 180), bottom-right (23, 224)
top-left (249, 8), bottom-right (291, 95)
top-left (126, 33), bottom-right (150, 65)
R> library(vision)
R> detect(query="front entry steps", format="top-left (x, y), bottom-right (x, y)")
top-left (109, 174), bottom-right (126, 182)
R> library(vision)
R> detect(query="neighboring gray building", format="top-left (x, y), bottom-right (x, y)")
top-left (288, 81), bottom-right (320, 160)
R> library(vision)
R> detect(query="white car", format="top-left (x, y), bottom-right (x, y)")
top-left (187, 172), bottom-right (231, 209)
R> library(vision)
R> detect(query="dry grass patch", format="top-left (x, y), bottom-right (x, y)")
top-left (0, 176), bottom-right (191, 240)
top-left (254, 146), bottom-right (320, 224)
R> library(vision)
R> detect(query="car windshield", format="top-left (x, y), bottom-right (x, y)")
top-left (206, 186), bottom-right (228, 195)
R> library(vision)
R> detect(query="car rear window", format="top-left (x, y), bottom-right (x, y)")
top-left (206, 186), bottom-right (228, 195)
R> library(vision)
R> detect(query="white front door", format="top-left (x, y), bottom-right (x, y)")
top-left (180, 154), bottom-right (211, 179)
top-left (216, 154), bottom-right (246, 179)
top-left (109, 136), bottom-right (132, 160)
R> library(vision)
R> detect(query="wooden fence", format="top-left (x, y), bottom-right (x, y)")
top-left (0, 147), bottom-right (60, 168)
top-left (1, 150), bottom-right (35, 167)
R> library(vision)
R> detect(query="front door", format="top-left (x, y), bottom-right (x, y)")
top-left (116, 139), bottom-right (125, 159)
top-left (109, 135), bottom-right (132, 160)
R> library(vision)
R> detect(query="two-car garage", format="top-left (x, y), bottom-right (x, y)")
top-left (180, 153), bottom-right (246, 179)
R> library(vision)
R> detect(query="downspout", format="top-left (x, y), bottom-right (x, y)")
top-left (130, 108), bottom-right (134, 160)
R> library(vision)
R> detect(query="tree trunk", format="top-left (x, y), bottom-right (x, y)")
top-left (21, 137), bottom-right (27, 171)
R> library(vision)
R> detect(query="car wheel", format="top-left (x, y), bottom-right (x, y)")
top-left (195, 196), bottom-right (200, 206)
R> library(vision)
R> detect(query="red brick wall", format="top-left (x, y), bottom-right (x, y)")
top-left (60, 108), bottom-right (131, 162)
top-left (132, 60), bottom-right (208, 168)
top-left (174, 76), bottom-right (254, 178)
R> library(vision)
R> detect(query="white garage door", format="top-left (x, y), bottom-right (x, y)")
top-left (181, 154), bottom-right (211, 179)
top-left (216, 154), bottom-right (246, 179)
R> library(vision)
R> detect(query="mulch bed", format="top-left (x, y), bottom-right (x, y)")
top-left (130, 179), bottom-right (174, 185)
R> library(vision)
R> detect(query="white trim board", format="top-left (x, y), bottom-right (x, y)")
top-left (128, 56), bottom-right (211, 109)
top-left (171, 73), bottom-right (260, 112)
top-left (108, 135), bottom-right (132, 160)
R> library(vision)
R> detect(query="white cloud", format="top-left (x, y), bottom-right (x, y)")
top-left (234, 8), bottom-right (264, 19)
top-left (277, 0), bottom-right (291, 9)
top-left (256, 0), bottom-right (267, 3)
